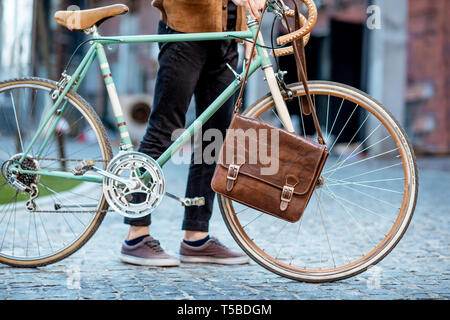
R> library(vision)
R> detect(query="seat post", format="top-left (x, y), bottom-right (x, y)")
top-left (85, 25), bottom-right (101, 37)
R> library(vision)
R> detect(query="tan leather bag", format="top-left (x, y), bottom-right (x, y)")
top-left (211, 114), bottom-right (328, 223)
top-left (211, 2), bottom-right (329, 223)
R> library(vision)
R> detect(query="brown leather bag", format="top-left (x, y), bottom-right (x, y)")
top-left (211, 2), bottom-right (329, 223)
top-left (211, 114), bottom-right (328, 223)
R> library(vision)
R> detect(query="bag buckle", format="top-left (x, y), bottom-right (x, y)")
top-left (281, 186), bottom-right (295, 203)
top-left (227, 164), bottom-right (241, 181)
top-left (226, 164), bottom-right (241, 192)
top-left (280, 175), bottom-right (299, 212)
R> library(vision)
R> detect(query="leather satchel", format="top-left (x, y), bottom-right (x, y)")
top-left (211, 1), bottom-right (329, 223)
top-left (211, 114), bottom-right (328, 223)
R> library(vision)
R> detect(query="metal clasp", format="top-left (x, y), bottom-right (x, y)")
top-left (281, 185), bottom-right (295, 203)
top-left (280, 175), bottom-right (299, 211)
top-left (227, 164), bottom-right (241, 181)
top-left (226, 164), bottom-right (242, 192)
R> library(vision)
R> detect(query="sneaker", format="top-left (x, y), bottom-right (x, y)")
top-left (120, 236), bottom-right (180, 267)
top-left (180, 237), bottom-right (250, 265)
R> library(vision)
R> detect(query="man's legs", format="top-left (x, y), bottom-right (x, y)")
top-left (182, 39), bottom-right (239, 238)
top-left (179, 44), bottom-right (250, 264)
top-left (124, 21), bottom-right (209, 239)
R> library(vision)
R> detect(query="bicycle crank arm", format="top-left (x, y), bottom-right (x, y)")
top-left (90, 166), bottom-right (135, 187)
top-left (165, 192), bottom-right (205, 207)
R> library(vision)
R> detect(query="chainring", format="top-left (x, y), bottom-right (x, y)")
top-left (103, 152), bottom-right (165, 219)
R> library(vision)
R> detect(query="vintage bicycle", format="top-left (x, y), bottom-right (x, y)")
top-left (0, 0), bottom-right (417, 282)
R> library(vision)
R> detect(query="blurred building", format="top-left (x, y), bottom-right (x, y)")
top-left (276, 0), bottom-right (449, 154)
top-left (406, 0), bottom-right (449, 154)
top-left (0, 0), bottom-right (448, 153)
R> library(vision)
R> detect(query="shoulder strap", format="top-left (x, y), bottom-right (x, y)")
top-left (284, 0), bottom-right (326, 145)
top-left (234, 6), bottom-right (265, 113)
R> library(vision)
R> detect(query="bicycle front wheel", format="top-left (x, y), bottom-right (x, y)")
top-left (219, 81), bottom-right (418, 282)
top-left (0, 78), bottom-right (113, 267)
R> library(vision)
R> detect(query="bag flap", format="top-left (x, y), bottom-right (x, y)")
top-left (218, 114), bottom-right (327, 196)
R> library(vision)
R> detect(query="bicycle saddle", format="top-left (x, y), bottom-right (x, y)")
top-left (54, 4), bottom-right (129, 31)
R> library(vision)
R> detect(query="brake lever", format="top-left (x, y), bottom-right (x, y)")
top-left (267, 0), bottom-right (287, 18)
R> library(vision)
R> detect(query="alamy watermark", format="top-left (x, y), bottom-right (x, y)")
top-left (366, 265), bottom-right (383, 290)
top-left (366, 5), bottom-right (382, 30)
top-left (66, 265), bottom-right (81, 290)
top-left (170, 124), bottom-right (280, 176)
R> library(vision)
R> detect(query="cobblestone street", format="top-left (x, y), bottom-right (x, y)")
top-left (0, 156), bottom-right (449, 300)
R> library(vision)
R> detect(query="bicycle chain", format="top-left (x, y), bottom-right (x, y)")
top-left (30, 210), bottom-right (114, 214)
top-left (31, 157), bottom-right (109, 163)
top-left (24, 157), bottom-right (111, 214)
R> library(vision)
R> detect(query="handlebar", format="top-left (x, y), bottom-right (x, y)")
top-left (273, 7), bottom-right (310, 57)
top-left (276, 0), bottom-right (317, 46)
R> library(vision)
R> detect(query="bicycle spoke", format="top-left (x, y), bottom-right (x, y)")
top-left (327, 177), bottom-right (405, 187)
top-left (327, 97), bottom-right (345, 146)
top-left (324, 147), bottom-right (399, 176)
top-left (326, 126), bottom-right (387, 174)
top-left (0, 199), bottom-right (16, 251)
top-left (39, 183), bottom-right (90, 228)
top-left (33, 210), bottom-right (40, 256)
top-left (220, 81), bottom-right (417, 281)
top-left (328, 103), bottom-right (359, 153)
top-left (289, 214), bottom-right (306, 266)
top-left (323, 185), bottom-right (376, 246)
top-left (336, 162), bottom-right (403, 182)
top-left (328, 111), bottom-right (371, 170)
top-left (35, 205), bottom-right (54, 253)
top-left (327, 177), bottom-right (403, 195)
top-left (315, 189), bottom-right (336, 268)
top-left (235, 207), bottom-right (251, 216)
top-left (297, 97), bottom-right (307, 136)
top-left (242, 212), bottom-right (265, 229)
top-left (10, 91), bottom-right (24, 153)
top-left (0, 80), bottom-right (111, 264)
top-left (325, 95), bottom-right (330, 143)
top-left (330, 182), bottom-right (400, 209)
top-left (271, 220), bottom-right (290, 259)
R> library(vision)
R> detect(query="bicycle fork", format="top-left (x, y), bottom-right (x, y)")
top-left (248, 18), bottom-right (296, 134)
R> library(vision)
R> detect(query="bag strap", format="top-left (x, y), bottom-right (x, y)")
top-left (283, 1), bottom-right (326, 145)
top-left (234, 5), bottom-right (266, 113)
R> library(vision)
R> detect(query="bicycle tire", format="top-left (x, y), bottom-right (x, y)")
top-left (0, 78), bottom-right (113, 267)
top-left (218, 81), bottom-right (418, 282)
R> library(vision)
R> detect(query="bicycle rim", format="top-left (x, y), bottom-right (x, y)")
top-left (219, 81), bottom-right (418, 282)
top-left (0, 78), bottom-right (112, 267)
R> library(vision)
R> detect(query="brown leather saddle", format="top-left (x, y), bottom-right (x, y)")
top-left (54, 4), bottom-right (129, 31)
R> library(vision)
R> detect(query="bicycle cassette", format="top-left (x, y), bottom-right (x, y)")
top-left (103, 152), bottom-right (165, 219)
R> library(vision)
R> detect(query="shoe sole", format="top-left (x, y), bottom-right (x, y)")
top-left (180, 255), bottom-right (250, 265)
top-left (120, 254), bottom-right (180, 267)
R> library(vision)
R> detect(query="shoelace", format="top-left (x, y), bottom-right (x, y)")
top-left (144, 239), bottom-right (164, 253)
top-left (210, 237), bottom-right (227, 249)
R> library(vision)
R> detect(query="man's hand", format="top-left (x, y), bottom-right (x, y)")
top-left (232, 0), bottom-right (266, 20)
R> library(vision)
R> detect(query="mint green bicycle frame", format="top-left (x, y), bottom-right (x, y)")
top-left (15, 17), bottom-right (294, 184)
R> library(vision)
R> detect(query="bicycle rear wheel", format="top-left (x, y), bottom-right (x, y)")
top-left (219, 81), bottom-right (418, 282)
top-left (0, 78), bottom-right (112, 267)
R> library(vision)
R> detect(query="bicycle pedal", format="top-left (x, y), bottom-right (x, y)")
top-left (165, 192), bottom-right (205, 207)
top-left (183, 197), bottom-right (205, 207)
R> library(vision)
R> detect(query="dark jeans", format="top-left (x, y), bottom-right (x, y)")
top-left (124, 21), bottom-right (238, 232)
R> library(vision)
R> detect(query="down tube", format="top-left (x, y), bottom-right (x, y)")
top-left (156, 56), bottom-right (262, 167)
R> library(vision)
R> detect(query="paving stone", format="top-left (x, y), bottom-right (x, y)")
top-left (1, 157), bottom-right (449, 300)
